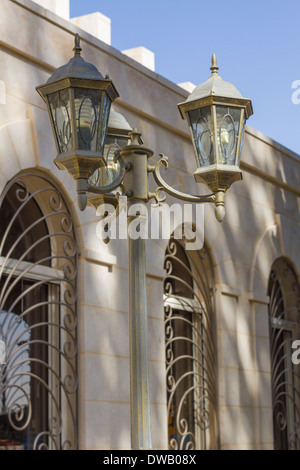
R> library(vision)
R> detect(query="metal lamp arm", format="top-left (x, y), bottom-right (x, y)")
top-left (149, 154), bottom-right (216, 204)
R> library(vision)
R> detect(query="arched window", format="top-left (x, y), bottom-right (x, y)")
top-left (164, 237), bottom-right (218, 450)
top-left (0, 171), bottom-right (77, 450)
top-left (268, 258), bottom-right (300, 450)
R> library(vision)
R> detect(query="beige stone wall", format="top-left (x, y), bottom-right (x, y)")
top-left (31, 0), bottom-right (70, 19)
top-left (0, 0), bottom-right (299, 450)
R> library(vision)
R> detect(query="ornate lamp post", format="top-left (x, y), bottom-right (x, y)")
top-left (36, 36), bottom-right (253, 450)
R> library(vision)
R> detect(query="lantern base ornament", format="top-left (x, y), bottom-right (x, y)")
top-left (194, 164), bottom-right (243, 193)
top-left (54, 151), bottom-right (108, 211)
top-left (54, 151), bottom-right (106, 178)
top-left (214, 190), bottom-right (226, 222)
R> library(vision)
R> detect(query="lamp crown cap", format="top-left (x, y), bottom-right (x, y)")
top-left (180, 54), bottom-right (247, 103)
top-left (46, 33), bottom-right (104, 84)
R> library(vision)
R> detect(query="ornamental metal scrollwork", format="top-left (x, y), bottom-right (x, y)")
top-left (164, 237), bottom-right (218, 450)
top-left (0, 171), bottom-right (77, 450)
top-left (268, 258), bottom-right (300, 450)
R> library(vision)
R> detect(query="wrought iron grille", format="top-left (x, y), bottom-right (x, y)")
top-left (0, 171), bottom-right (77, 450)
top-left (268, 258), bottom-right (300, 450)
top-left (164, 237), bottom-right (218, 450)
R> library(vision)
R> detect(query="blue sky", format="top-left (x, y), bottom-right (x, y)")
top-left (70, 0), bottom-right (300, 156)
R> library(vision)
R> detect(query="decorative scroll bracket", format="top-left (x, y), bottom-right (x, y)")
top-left (148, 154), bottom-right (216, 204)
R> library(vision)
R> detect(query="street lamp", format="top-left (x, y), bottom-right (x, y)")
top-left (36, 35), bottom-right (253, 450)
top-left (177, 53), bottom-right (253, 221)
top-left (36, 33), bottom-right (119, 211)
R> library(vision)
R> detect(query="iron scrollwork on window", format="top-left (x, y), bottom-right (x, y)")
top-left (268, 258), bottom-right (300, 450)
top-left (164, 237), bottom-right (218, 450)
top-left (0, 172), bottom-right (77, 450)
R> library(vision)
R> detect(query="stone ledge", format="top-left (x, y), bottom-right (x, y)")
top-left (82, 248), bottom-right (117, 269)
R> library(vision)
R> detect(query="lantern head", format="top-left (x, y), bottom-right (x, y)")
top-left (178, 54), bottom-right (253, 193)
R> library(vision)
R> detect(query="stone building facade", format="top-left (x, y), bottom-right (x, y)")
top-left (0, 0), bottom-right (299, 450)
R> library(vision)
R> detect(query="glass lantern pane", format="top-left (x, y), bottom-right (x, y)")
top-left (104, 134), bottom-right (129, 183)
top-left (74, 88), bottom-right (102, 152)
top-left (188, 106), bottom-right (214, 167)
top-left (48, 89), bottom-right (73, 154)
top-left (88, 134), bottom-right (129, 188)
top-left (215, 106), bottom-right (241, 165)
top-left (98, 95), bottom-right (111, 154)
top-left (237, 115), bottom-right (246, 165)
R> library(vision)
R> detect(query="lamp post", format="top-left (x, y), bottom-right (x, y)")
top-left (36, 35), bottom-right (253, 450)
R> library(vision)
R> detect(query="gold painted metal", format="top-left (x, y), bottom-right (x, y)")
top-left (87, 153), bottom-right (127, 194)
top-left (36, 77), bottom-right (118, 102)
top-left (178, 54), bottom-right (253, 197)
top-left (214, 190), bottom-right (225, 222)
top-left (37, 43), bottom-right (253, 451)
top-left (127, 207), bottom-right (152, 449)
top-left (119, 129), bottom-right (154, 202)
top-left (236, 108), bottom-right (245, 164)
top-left (87, 193), bottom-right (119, 211)
top-left (178, 53), bottom-right (253, 119)
top-left (149, 154), bottom-right (216, 204)
top-left (86, 109), bottom-right (133, 209)
top-left (36, 34), bottom-right (119, 211)
top-left (86, 155), bottom-right (127, 212)
top-left (193, 164), bottom-right (243, 192)
top-left (53, 149), bottom-right (106, 178)
top-left (37, 47), bottom-right (253, 222)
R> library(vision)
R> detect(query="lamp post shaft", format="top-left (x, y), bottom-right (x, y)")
top-left (128, 207), bottom-right (152, 450)
top-left (120, 131), bottom-right (154, 450)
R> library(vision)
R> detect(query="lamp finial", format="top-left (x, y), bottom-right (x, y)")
top-left (73, 33), bottom-right (82, 57)
top-left (129, 128), bottom-right (142, 145)
top-left (210, 53), bottom-right (219, 75)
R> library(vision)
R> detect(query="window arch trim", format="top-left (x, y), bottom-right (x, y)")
top-left (164, 237), bottom-right (218, 450)
top-left (0, 170), bottom-right (78, 450)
